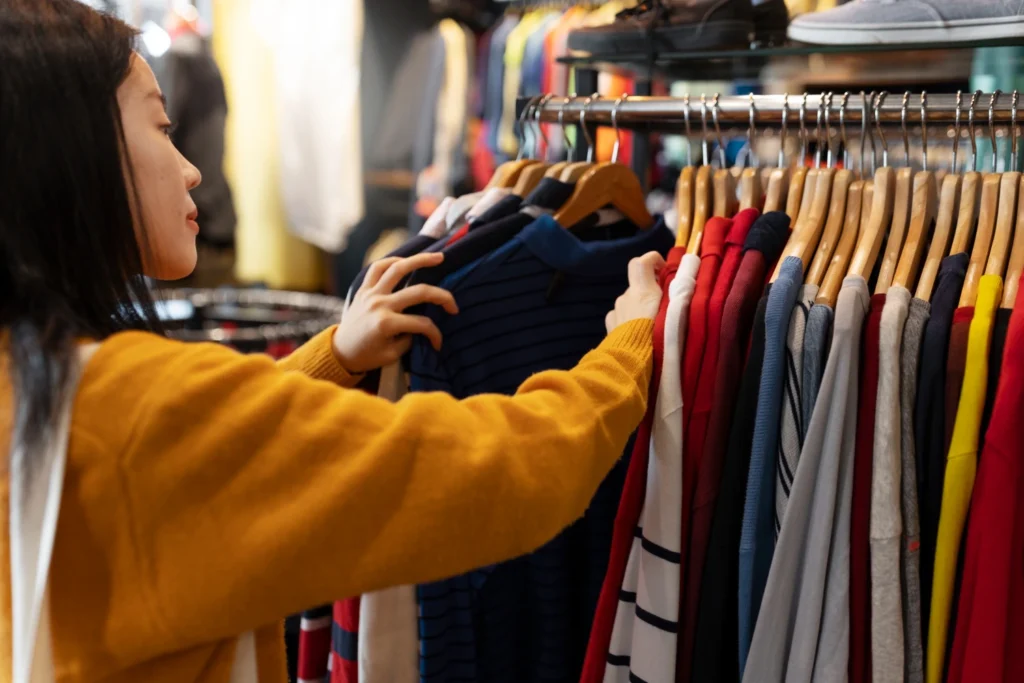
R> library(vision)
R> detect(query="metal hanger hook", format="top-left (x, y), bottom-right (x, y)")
top-left (799, 93), bottom-right (809, 165)
top-left (861, 91), bottom-right (873, 175)
top-left (713, 93), bottom-right (726, 167)
top-left (875, 91), bottom-right (889, 168)
top-left (952, 91), bottom-right (962, 172)
top-left (534, 93), bottom-right (553, 161)
top-left (683, 93), bottom-right (693, 167)
top-left (748, 93), bottom-right (758, 169)
top-left (779, 93), bottom-right (789, 168)
top-left (901, 91), bottom-right (911, 168)
top-left (580, 92), bottom-right (600, 164)
top-left (989, 90), bottom-right (1002, 171)
top-left (1012, 90), bottom-right (1019, 170)
top-left (700, 93), bottom-right (709, 166)
top-left (815, 94), bottom-right (824, 168)
top-left (969, 90), bottom-right (981, 172)
top-left (920, 92), bottom-right (928, 172)
top-left (824, 93), bottom-right (835, 169)
top-left (611, 94), bottom-right (628, 164)
top-left (839, 92), bottom-right (850, 170)
top-left (558, 95), bottom-right (577, 162)
top-left (516, 95), bottom-right (542, 162)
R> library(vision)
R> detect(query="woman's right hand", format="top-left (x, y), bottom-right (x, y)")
top-left (606, 251), bottom-right (666, 333)
top-left (333, 252), bottom-right (459, 374)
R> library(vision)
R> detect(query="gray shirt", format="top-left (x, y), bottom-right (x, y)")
top-left (777, 284), bottom-right (818, 536)
top-left (743, 276), bottom-right (870, 683)
top-left (802, 304), bottom-right (833, 432)
top-left (872, 286), bottom-right (911, 683)
top-left (900, 297), bottom-right (930, 683)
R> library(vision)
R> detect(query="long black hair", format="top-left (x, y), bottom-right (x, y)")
top-left (0, 0), bottom-right (164, 457)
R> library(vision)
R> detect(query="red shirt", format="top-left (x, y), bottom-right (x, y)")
top-left (676, 209), bottom-right (758, 680)
top-left (947, 276), bottom-right (1024, 683)
top-left (850, 293), bottom-right (885, 682)
top-left (681, 217), bottom-right (731, 427)
top-left (579, 247), bottom-right (684, 683)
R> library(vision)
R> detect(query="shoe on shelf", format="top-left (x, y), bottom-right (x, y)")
top-left (752, 0), bottom-right (790, 45)
top-left (566, 0), bottom-right (755, 57)
top-left (787, 0), bottom-right (1024, 45)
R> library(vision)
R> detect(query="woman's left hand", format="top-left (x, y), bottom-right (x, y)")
top-left (333, 252), bottom-right (459, 374)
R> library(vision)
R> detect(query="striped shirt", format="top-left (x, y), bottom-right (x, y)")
top-left (605, 250), bottom-right (699, 683)
top-left (409, 215), bottom-right (673, 683)
top-left (775, 284), bottom-right (817, 536)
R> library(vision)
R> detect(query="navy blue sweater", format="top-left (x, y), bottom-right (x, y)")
top-left (409, 215), bottom-right (673, 683)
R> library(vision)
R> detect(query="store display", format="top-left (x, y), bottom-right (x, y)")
top-left (788, 0), bottom-right (1024, 45)
top-left (296, 91), bottom-right (1024, 683)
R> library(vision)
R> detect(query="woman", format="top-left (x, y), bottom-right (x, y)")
top-left (0, 1), bottom-right (664, 681)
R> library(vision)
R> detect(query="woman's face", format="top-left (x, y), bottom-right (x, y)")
top-left (117, 54), bottom-right (203, 280)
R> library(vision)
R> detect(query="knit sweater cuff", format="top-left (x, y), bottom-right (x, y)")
top-left (604, 318), bottom-right (655, 360)
top-left (276, 325), bottom-right (364, 388)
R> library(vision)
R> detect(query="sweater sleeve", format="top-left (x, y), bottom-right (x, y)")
top-left (74, 319), bottom-right (653, 651)
top-left (275, 325), bottom-right (365, 388)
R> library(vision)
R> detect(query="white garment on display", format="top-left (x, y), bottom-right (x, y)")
top-left (263, 0), bottom-right (365, 253)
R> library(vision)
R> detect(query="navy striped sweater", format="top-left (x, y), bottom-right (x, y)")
top-left (408, 215), bottom-right (673, 683)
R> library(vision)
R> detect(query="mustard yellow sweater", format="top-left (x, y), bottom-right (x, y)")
top-left (0, 319), bottom-right (654, 682)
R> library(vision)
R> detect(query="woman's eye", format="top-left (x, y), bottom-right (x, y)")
top-left (160, 122), bottom-right (177, 137)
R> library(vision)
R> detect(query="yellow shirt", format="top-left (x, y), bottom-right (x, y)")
top-left (926, 274), bottom-right (1002, 683)
top-left (0, 320), bottom-right (654, 682)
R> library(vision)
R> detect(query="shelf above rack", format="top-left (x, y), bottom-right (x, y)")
top-left (558, 37), bottom-right (1019, 81)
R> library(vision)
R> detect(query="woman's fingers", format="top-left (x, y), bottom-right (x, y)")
top-left (627, 251), bottom-right (665, 291)
top-left (362, 257), bottom-right (404, 290)
top-left (387, 284), bottom-right (459, 315)
top-left (386, 314), bottom-right (444, 351)
top-left (375, 252), bottom-right (445, 293)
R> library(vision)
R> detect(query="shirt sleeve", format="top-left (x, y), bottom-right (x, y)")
top-left (72, 320), bottom-right (654, 652)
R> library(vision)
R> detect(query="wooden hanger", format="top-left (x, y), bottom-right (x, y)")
top-left (893, 170), bottom-right (938, 291)
top-left (771, 167), bottom-right (835, 282)
top-left (959, 172), bottom-right (1001, 307)
top-left (512, 162), bottom-right (550, 197)
top-left (795, 168), bottom-right (818, 228)
top-left (554, 162), bottom-right (654, 231)
top-left (806, 169), bottom-right (853, 286)
top-left (950, 171), bottom-right (981, 254)
top-left (559, 161), bottom-right (594, 183)
top-left (739, 167), bottom-right (762, 211)
top-left (687, 165), bottom-right (713, 253)
top-left (760, 166), bottom-right (775, 195)
top-left (816, 179), bottom-right (865, 307)
top-left (1001, 174), bottom-right (1024, 307)
top-left (985, 170), bottom-right (1020, 278)
top-left (849, 166), bottom-right (896, 281)
top-left (713, 168), bottom-right (737, 217)
top-left (543, 161), bottom-right (571, 179)
top-left (785, 166), bottom-right (809, 218)
top-left (675, 166), bottom-right (696, 248)
top-left (487, 159), bottom-right (535, 189)
top-left (916, 174), bottom-right (961, 301)
top-left (764, 167), bottom-right (790, 213)
top-left (874, 167), bottom-right (914, 293)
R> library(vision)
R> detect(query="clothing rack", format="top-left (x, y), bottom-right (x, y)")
top-left (523, 92), bottom-right (1021, 129)
top-left (518, 91), bottom-right (1020, 181)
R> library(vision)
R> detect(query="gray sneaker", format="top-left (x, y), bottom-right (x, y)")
top-left (787, 0), bottom-right (1024, 44)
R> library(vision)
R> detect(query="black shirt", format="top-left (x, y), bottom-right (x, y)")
top-left (915, 251), bottom-right (968, 644)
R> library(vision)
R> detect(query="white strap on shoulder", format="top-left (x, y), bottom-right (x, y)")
top-left (10, 344), bottom-right (97, 683)
top-left (9, 344), bottom-right (259, 682)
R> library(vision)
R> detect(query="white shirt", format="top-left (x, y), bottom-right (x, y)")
top-left (605, 253), bottom-right (700, 683)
